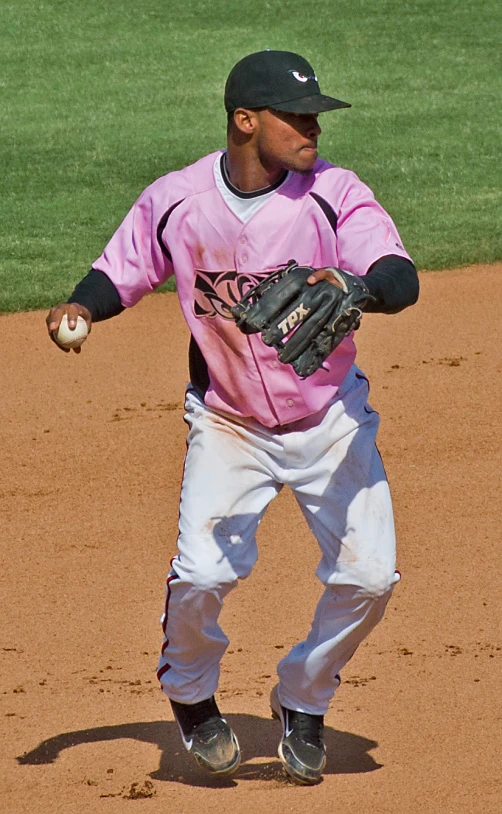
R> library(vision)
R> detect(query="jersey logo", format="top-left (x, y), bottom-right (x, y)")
top-left (193, 268), bottom-right (273, 319)
top-left (278, 302), bottom-right (310, 334)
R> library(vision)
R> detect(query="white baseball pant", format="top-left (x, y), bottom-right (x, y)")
top-left (157, 365), bottom-right (400, 715)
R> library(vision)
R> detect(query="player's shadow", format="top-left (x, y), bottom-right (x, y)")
top-left (16, 713), bottom-right (381, 787)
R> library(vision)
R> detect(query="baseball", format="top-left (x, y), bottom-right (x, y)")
top-left (55, 314), bottom-right (89, 349)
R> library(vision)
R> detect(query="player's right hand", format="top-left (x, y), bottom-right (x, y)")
top-left (46, 303), bottom-right (92, 354)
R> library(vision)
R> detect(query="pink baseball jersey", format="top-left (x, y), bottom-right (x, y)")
top-left (93, 151), bottom-right (412, 427)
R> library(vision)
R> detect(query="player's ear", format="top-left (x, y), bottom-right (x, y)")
top-left (232, 108), bottom-right (259, 135)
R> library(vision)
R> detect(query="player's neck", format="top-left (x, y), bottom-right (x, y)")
top-left (224, 149), bottom-right (285, 193)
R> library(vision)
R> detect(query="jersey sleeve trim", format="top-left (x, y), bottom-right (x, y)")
top-left (309, 192), bottom-right (338, 236)
top-left (157, 199), bottom-right (186, 261)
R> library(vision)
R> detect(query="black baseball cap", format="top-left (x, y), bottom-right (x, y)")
top-left (224, 50), bottom-right (351, 115)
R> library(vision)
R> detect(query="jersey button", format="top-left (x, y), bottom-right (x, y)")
top-left (240, 254), bottom-right (248, 263)
top-left (287, 399), bottom-right (294, 407)
top-left (272, 361), bottom-right (279, 369)
top-left (239, 236), bottom-right (247, 244)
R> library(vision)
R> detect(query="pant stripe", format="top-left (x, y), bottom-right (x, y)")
top-left (157, 663), bottom-right (171, 681)
top-left (157, 568), bottom-right (180, 682)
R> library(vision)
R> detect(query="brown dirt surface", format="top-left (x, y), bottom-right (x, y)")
top-left (1, 264), bottom-right (501, 814)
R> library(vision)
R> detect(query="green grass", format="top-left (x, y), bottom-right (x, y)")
top-left (1, 0), bottom-right (501, 312)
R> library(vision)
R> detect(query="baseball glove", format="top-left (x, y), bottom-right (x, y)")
top-left (230, 261), bottom-right (374, 378)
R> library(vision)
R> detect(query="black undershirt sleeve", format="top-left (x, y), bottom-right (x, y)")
top-left (67, 268), bottom-right (125, 322)
top-left (66, 254), bottom-right (418, 330)
top-left (362, 254), bottom-right (419, 314)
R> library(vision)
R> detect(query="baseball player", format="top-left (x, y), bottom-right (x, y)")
top-left (46, 50), bottom-right (419, 785)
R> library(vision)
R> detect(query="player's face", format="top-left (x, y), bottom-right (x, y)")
top-left (254, 109), bottom-right (322, 174)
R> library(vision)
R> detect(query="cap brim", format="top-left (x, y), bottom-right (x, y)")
top-left (271, 94), bottom-right (351, 114)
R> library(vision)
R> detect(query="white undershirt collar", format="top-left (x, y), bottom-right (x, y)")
top-left (214, 153), bottom-right (291, 224)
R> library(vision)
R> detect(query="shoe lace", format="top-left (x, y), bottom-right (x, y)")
top-left (290, 710), bottom-right (324, 748)
top-left (171, 696), bottom-right (222, 737)
top-left (193, 716), bottom-right (227, 743)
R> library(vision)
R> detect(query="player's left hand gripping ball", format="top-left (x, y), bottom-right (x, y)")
top-left (231, 262), bottom-right (374, 377)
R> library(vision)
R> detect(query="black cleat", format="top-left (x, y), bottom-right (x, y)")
top-left (270, 684), bottom-right (326, 785)
top-left (170, 696), bottom-right (241, 776)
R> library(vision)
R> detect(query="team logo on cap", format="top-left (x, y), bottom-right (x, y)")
top-left (290, 70), bottom-right (317, 83)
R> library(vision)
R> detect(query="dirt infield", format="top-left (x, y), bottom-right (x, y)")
top-left (1, 265), bottom-right (501, 813)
